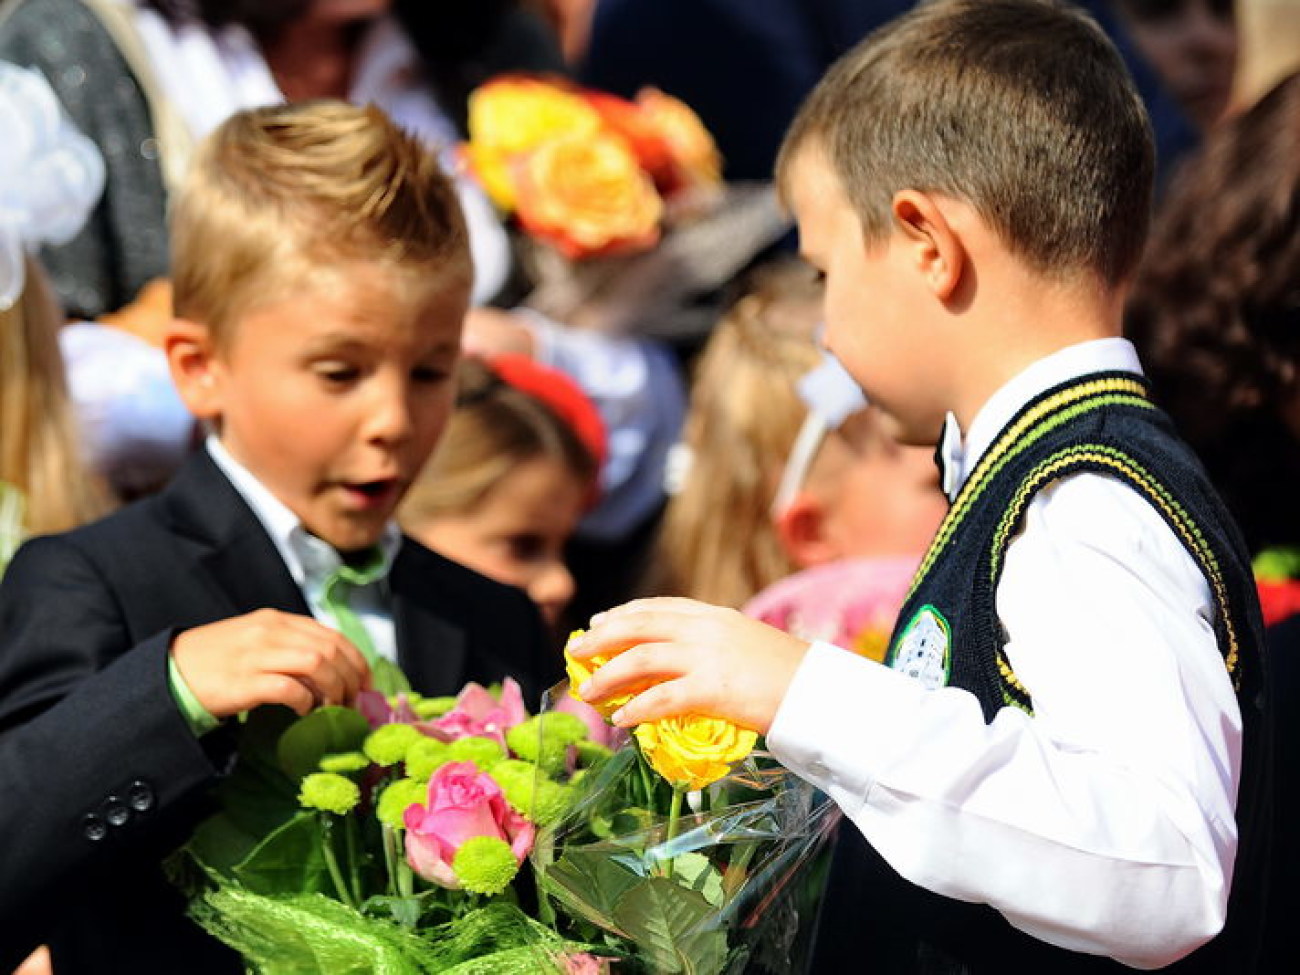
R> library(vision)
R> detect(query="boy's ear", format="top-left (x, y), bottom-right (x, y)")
top-left (164, 317), bottom-right (223, 421)
top-left (774, 491), bottom-right (840, 570)
top-left (890, 189), bottom-right (965, 302)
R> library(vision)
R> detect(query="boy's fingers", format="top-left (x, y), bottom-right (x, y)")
top-left (257, 673), bottom-right (317, 716)
top-left (579, 641), bottom-right (686, 701)
top-left (609, 678), bottom-right (692, 727)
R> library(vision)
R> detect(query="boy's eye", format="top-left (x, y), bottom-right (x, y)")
top-left (315, 362), bottom-right (361, 384)
top-left (412, 364), bottom-right (452, 384)
top-left (506, 534), bottom-right (547, 562)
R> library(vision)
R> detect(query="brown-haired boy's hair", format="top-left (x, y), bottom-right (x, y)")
top-left (171, 100), bottom-right (471, 341)
top-left (777, 0), bottom-right (1155, 286)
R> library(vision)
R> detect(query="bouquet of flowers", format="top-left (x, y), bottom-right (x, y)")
top-left (460, 74), bottom-right (723, 261)
top-left (168, 678), bottom-right (614, 973)
top-left (530, 638), bottom-right (842, 975)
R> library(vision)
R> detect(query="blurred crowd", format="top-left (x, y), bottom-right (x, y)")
top-left (2, 2), bottom-right (1300, 972)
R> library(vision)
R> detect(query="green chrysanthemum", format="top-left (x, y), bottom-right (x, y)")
top-left (318, 751), bottom-right (371, 774)
top-left (412, 696), bottom-right (458, 720)
top-left (376, 777), bottom-right (427, 829)
top-left (451, 835), bottom-right (520, 895)
top-left (404, 737), bottom-right (449, 781)
top-left (506, 713), bottom-right (587, 776)
top-left (363, 723), bottom-right (424, 767)
top-left (492, 760), bottom-right (572, 826)
top-left (298, 772), bottom-right (360, 815)
top-left (572, 739), bottom-right (613, 768)
top-left (446, 735), bottom-right (505, 770)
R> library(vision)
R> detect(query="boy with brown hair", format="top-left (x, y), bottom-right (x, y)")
top-left (572, 1), bottom-right (1270, 970)
top-left (0, 101), bottom-right (556, 973)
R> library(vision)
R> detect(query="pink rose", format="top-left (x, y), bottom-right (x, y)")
top-left (425, 678), bottom-right (528, 747)
top-left (403, 761), bottom-right (535, 888)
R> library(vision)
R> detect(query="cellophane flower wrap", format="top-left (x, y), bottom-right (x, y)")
top-left (167, 677), bottom-right (613, 974)
top-left (532, 639), bottom-right (841, 974)
top-left (461, 74), bottom-right (722, 260)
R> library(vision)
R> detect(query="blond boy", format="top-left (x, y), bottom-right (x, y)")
top-left (0, 102), bottom-right (555, 972)
top-left (574, 1), bottom-right (1269, 970)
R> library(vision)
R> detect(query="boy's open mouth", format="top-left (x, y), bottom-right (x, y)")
top-left (341, 479), bottom-right (399, 507)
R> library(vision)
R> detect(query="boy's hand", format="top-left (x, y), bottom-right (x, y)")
top-left (171, 610), bottom-right (372, 718)
top-left (571, 598), bottom-right (811, 734)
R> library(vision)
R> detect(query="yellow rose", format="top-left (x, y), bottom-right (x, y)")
top-left (468, 76), bottom-right (603, 156)
top-left (515, 131), bottom-right (663, 260)
top-left (563, 630), bottom-right (631, 720)
top-left (634, 716), bottom-right (757, 792)
top-left (464, 77), bottom-right (604, 213)
top-left (461, 143), bottom-right (519, 212)
top-left (635, 87), bottom-right (723, 193)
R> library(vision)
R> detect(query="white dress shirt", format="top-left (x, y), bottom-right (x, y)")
top-left (206, 437), bottom-right (401, 664)
top-left (768, 338), bottom-right (1241, 969)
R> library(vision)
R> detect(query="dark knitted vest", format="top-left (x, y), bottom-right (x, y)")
top-left (811, 372), bottom-right (1272, 974)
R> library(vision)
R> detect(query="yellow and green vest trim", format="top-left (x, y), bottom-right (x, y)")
top-left (895, 374), bottom-right (1242, 713)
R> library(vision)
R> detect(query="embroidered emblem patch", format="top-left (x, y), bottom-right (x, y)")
top-left (888, 605), bottom-right (951, 690)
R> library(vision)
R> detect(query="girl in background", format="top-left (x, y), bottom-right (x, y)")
top-left (653, 259), bottom-right (946, 623)
top-left (400, 355), bottom-right (604, 631)
top-left (1, 63), bottom-right (111, 571)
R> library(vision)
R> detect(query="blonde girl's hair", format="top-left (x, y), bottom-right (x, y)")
top-left (171, 100), bottom-right (472, 344)
top-left (0, 258), bottom-right (110, 536)
top-left (400, 358), bottom-right (598, 528)
top-left (653, 259), bottom-right (826, 607)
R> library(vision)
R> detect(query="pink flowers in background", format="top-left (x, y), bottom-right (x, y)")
top-left (404, 761), bottom-right (535, 888)
top-left (742, 556), bottom-right (919, 663)
top-left (426, 678), bottom-right (528, 747)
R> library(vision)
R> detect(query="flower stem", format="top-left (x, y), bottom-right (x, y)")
top-left (666, 785), bottom-right (685, 846)
top-left (321, 815), bottom-right (358, 909)
top-left (381, 824), bottom-right (399, 897)
top-left (344, 811), bottom-right (362, 905)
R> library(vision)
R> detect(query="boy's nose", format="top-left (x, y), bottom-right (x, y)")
top-left (363, 380), bottom-right (415, 445)
top-left (531, 561), bottom-right (576, 625)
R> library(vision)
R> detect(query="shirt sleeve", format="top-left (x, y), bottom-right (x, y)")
top-left (167, 655), bottom-right (221, 737)
top-left (766, 472), bottom-right (1240, 968)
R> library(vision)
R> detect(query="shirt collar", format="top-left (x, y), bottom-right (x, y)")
top-left (935, 337), bottom-right (1143, 501)
top-left (204, 436), bottom-right (401, 588)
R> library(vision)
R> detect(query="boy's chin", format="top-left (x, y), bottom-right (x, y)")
top-left (305, 516), bottom-right (391, 555)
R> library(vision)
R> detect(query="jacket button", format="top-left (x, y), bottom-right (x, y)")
top-left (103, 797), bottom-right (130, 827)
top-left (82, 813), bottom-right (107, 842)
top-left (127, 780), bottom-right (155, 813)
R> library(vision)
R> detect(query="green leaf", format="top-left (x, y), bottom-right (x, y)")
top-left (668, 853), bottom-right (725, 908)
top-left (610, 876), bottom-right (729, 975)
top-left (231, 811), bottom-right (332, 896)
top-left (277, 705), bottom-right (372, 782)
top-left (372, 656), bottom-right (412, 696)
top-left (541, 846), bottom-right (645, 927)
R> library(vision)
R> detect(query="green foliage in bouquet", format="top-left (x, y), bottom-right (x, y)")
top-left (168, 679), bottom-right (614, 974)
top-left (532, 688), bottom-right (841, 975)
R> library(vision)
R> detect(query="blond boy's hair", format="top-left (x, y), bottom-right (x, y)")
top-left (1, 258), bottom-right (109, 536)
top-left (777, 0), bottom-right (1154, 286)
top-left (171, 101), bottom-right (471, 340)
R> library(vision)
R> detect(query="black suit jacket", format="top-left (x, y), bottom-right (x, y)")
top-left (0, 451), bottom-right (559, 972)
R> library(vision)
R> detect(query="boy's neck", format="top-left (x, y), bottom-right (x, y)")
top-left (946, 265), bottom-right (1127, 432)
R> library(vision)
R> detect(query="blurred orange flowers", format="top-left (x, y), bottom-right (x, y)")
top-left (463, 75), bottom-right (722, 259)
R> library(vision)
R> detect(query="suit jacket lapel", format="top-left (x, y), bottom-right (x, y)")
top-left (390, 546), bottom-right (468, 696)
top-left (158, 451), bottom-right (309, 618)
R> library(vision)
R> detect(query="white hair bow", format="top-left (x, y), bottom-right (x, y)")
top-left (0, 63), bottom-right (105, 310)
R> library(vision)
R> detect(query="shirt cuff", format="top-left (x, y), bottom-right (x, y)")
top-left (767, 641), bottom-right (928, 807)
top-left (167, 655), bottom-right (220, 737)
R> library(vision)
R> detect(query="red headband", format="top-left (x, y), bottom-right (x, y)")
top-left (485, 353), bottom-right (609, 483)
